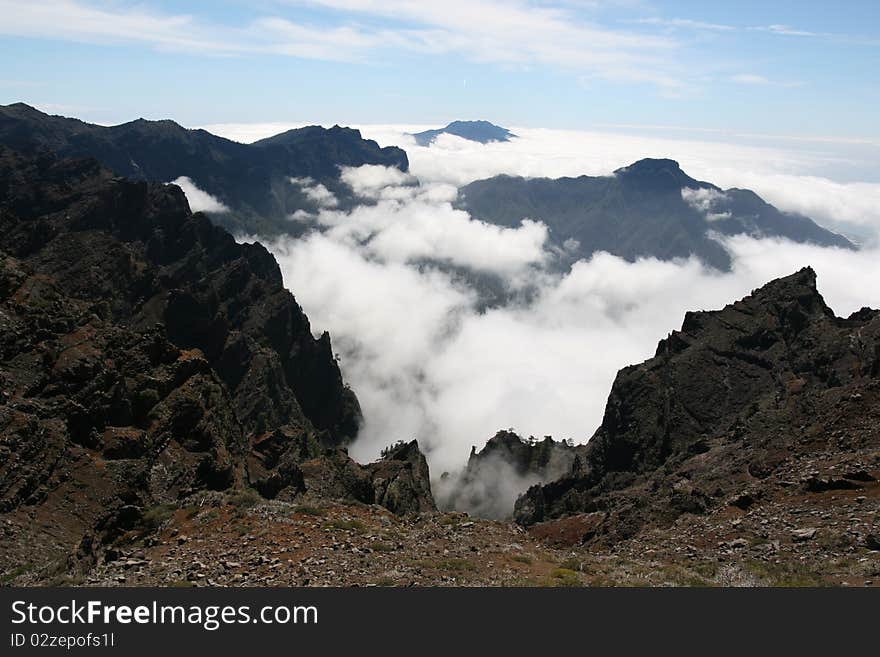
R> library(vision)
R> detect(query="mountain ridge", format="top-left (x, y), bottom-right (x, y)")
top-left (459, 158), bottom-right (853, 270)
top-left (0, 103), bottom-right (409, 236)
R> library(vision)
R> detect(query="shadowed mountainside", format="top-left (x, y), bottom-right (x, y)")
top-left (0, 103), bottom-right (409, 236)
top-left (459, 159), bottom-right (853, 270)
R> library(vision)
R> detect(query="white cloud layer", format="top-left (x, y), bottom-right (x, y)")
top-left (209, 119), bottom-right (880, 514)
top-left (267, 227), bottom-right (880, 483)
top-left (285, 166), bottom-right (550, 277)
top-left (251, 160), bottom-right (880, 490)
top-left (349, 124), bottom-right (880, 241)
top-left (171, 176), bottom-right (229, 213)
top-left (681, 187), bottom-right (731, 221)
top-left (290, 176), bottom-right (339, 208)
top-left (204, 120), bottom-right (880, 241)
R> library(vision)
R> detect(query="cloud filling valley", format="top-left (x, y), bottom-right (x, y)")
top-left (186, 125), bottom-right (880, 514)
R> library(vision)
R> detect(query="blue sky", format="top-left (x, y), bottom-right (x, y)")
top-left (1, 0), bottom-right (879, 141)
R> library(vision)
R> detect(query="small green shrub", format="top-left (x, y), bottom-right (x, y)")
top-left (142, 503), bottom-right (176, 530)
top-left (323, 518), bottom-right (365, 532)
top-left (294, 505), bottom-right (324, 517)
top-left (229, 489), bottom-right (261, 509)
top-left (551, 568), bottom-right (581, 586)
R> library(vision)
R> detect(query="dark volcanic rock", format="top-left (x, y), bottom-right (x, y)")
top-left (0, 147), bottom-right (373, 567)
top-left (0, 148), bottom-right (360, 447)
top-left (0, 103), bottom-right (408, 236)
top-left (299, 440), bottom-right (436, 514)
top-left (458, 159), bottom-right (853, 271)
top-left (367, 440), bottom-right (436, 514)
top-left (515, 268), bottom-right (880, 544)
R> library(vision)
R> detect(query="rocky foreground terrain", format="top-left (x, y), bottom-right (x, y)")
top-left (0, 148), bottom-right (878, 587)
top-left (23, 472), bottom-right (877, 587)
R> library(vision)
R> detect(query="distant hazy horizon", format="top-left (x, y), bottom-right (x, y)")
top-left (1, 1), bottom-right (879, 142)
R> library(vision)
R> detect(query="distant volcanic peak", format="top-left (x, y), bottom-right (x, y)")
top-left (446, 119), bottom-right (509, 133)
top-left (615, 157), bottom-right (682, 174)
top-left (412, 120), bottom-right (515, 146)
top-left (613, 157), bottom-right (701, 189)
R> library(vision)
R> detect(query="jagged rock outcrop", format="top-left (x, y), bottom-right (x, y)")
top-left (367, 440), bottom-right (436, 514)
top-left (439, 430), bottom-right (580, 519)
top-left (515, 268), bottom-right (880, 544)
top-left (298, 440), bottom-right (436, 514)
top-left (459, 159), bottom-right (853, 271)
top-left (0, 147), bottom-right (360, 449)
top-left (0, 148), bottom-right (433, 573)
top-left (0, 103), bottom-right (409, 236)
top-left (469, 431), bottom-right (580, 476)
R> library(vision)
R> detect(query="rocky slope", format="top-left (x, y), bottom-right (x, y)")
top-left (13, 483), bottom-right (877, 587)
top-left (459, 159), bottom-right (853, 270)
top-left (0, 148), bottom-right (431, 579)
top-left (515, 268), bottom-right (880, 554)
top-left (0, 103), bottom-right (408, 235)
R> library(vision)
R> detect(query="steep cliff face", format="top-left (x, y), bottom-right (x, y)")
top-left (0, 148), bottom-right (404, 568)
top-left (0, 147), bottom-right (361, 446)
top-left (515, 268), bottom-right (880, 543)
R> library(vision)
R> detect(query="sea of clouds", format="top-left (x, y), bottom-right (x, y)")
top-left (184, 123), bottom-right (880, 512)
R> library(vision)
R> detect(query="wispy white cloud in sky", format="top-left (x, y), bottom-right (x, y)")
top-left (0, 0), bottom-right (388, 61)
top-left (750, 23), bottom-right (880, 46)
top-left (756, 24), bottom-right (819, 37)
top-left (0, 0), bottom-right (689, 90)
top-left (285, 0), bottom-right (686, 87)
top-left (6, 1), bottom-right (875, 129)
top-left (0, 0), bottom-right (210, 52)
top-left (729, 73), bottom-right (803, 88)
top-left (631, 17), bottom-right (735, 31)
top-left (730, 73), bottom-right (770, 85)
